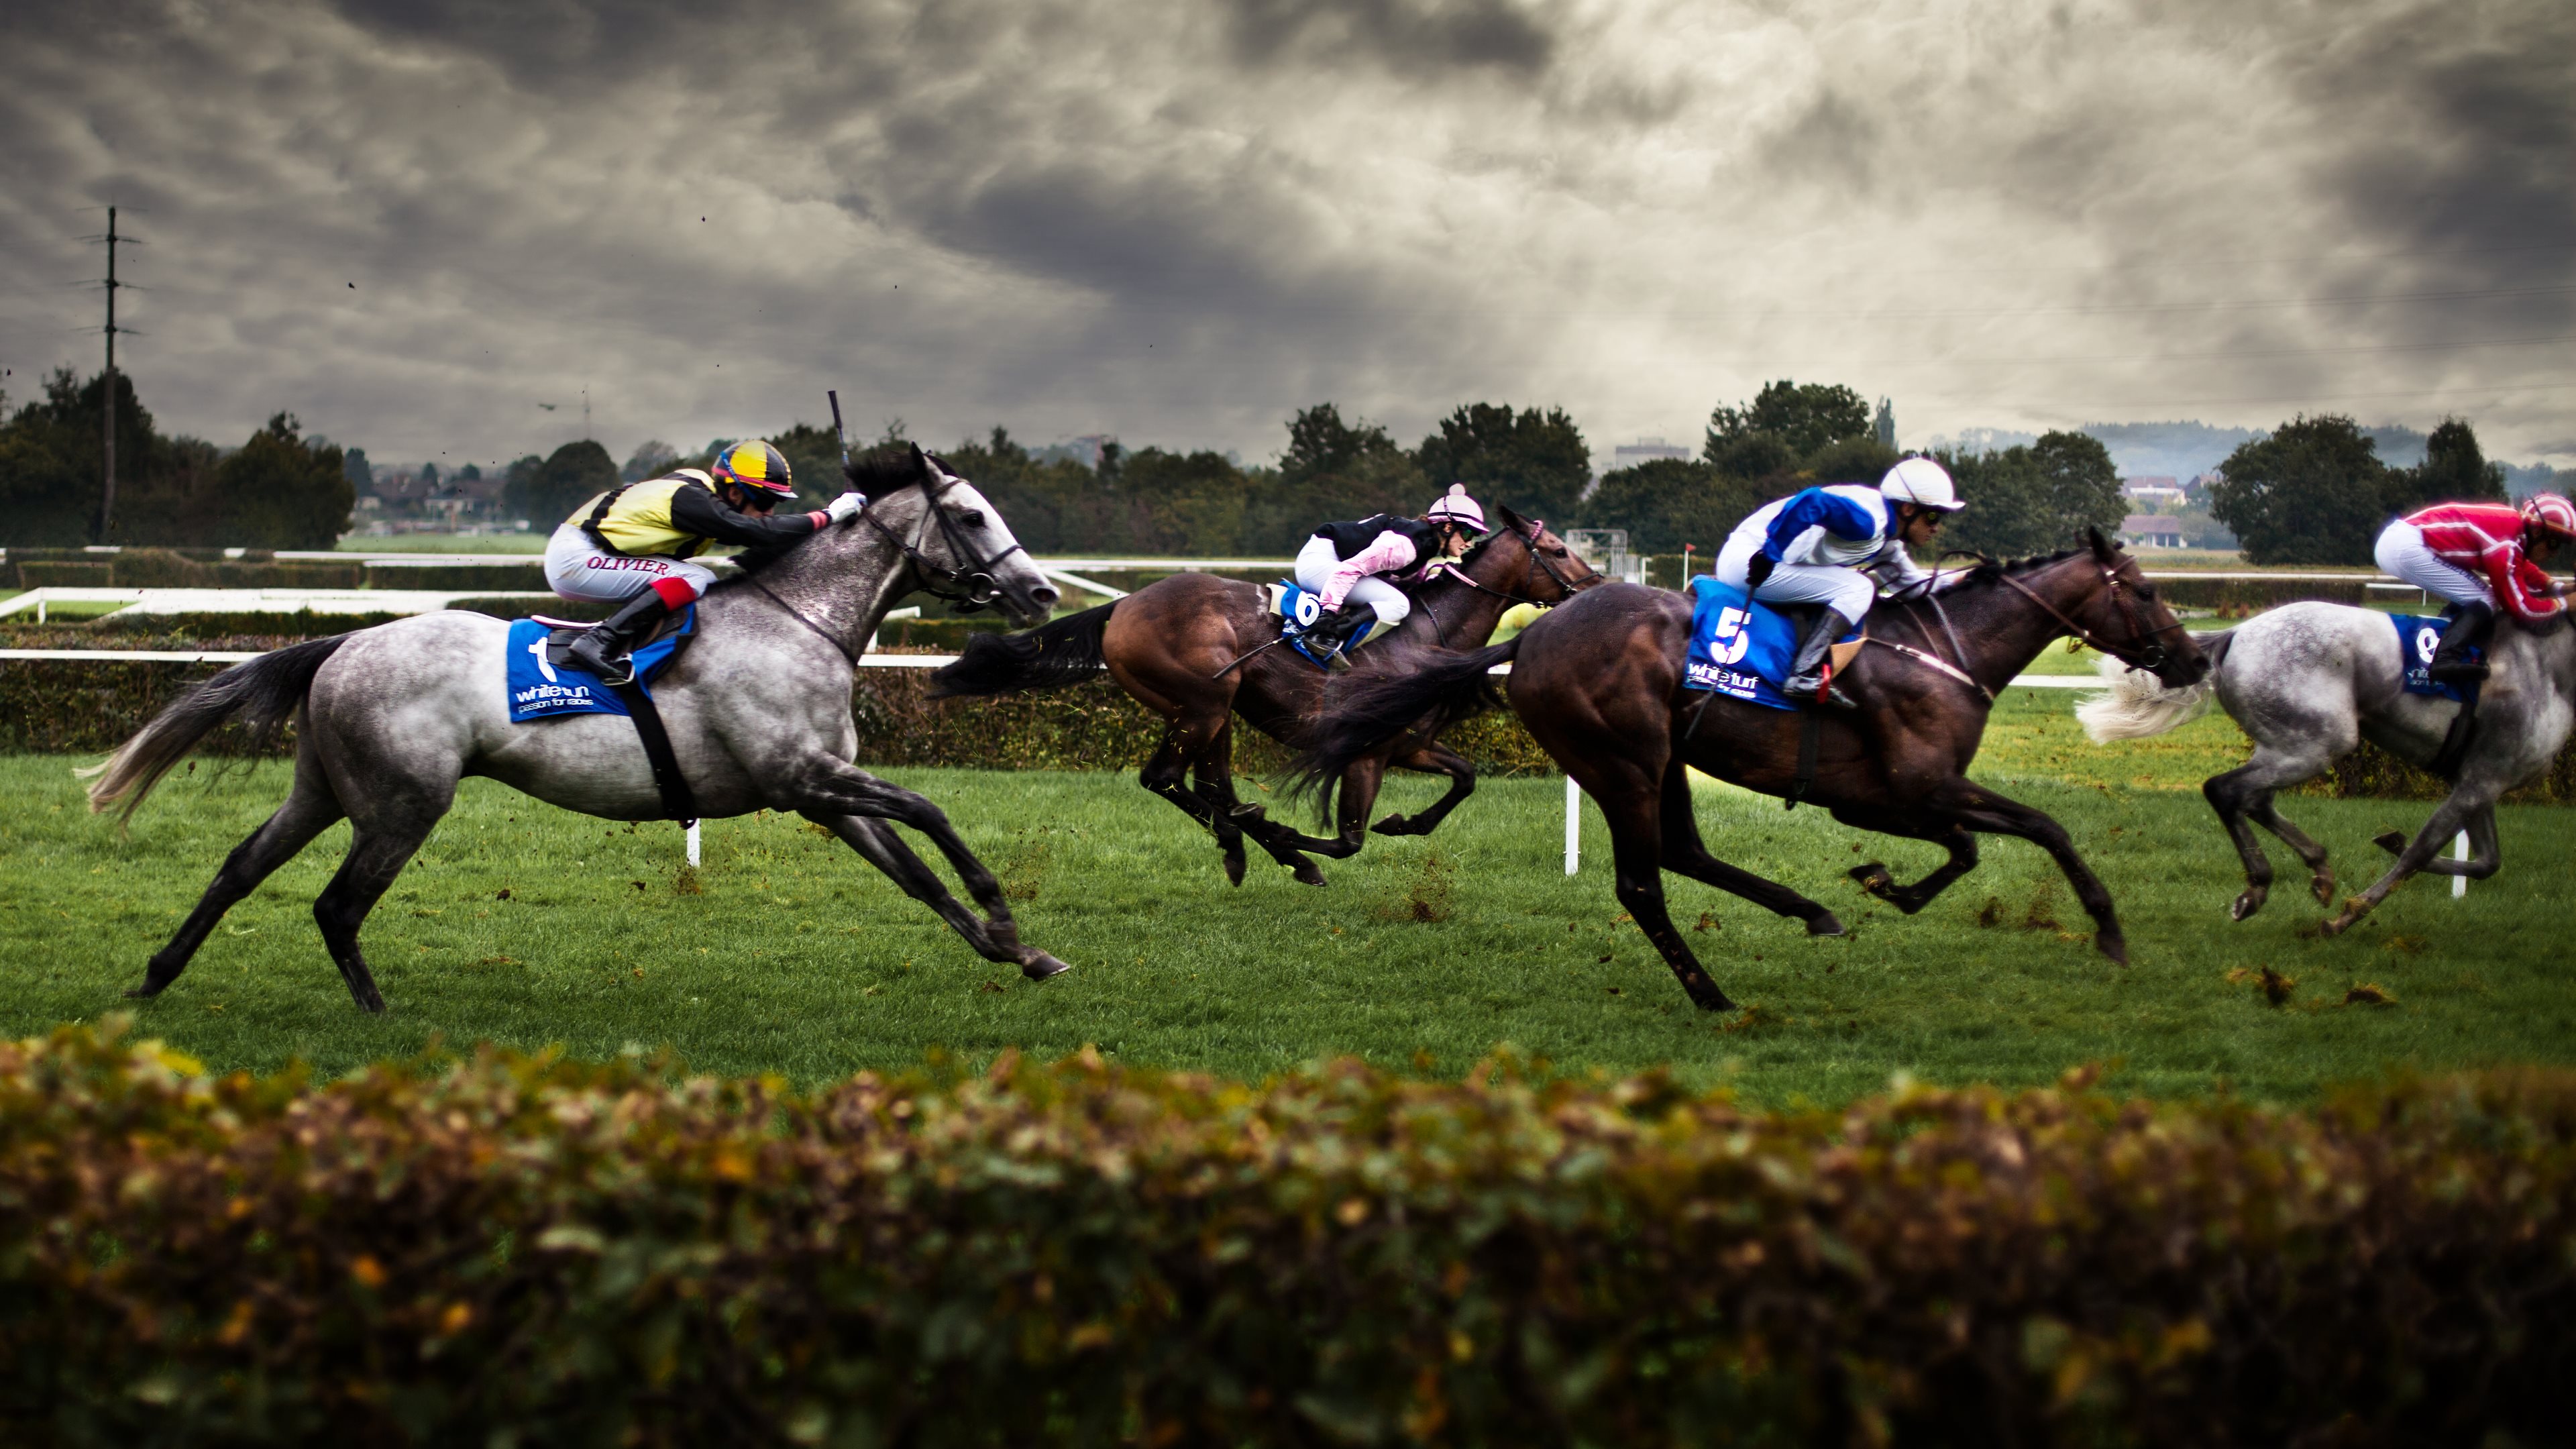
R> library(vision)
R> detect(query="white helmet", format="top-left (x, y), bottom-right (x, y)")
top-left (1880, 456), bottom-right (1964, 512)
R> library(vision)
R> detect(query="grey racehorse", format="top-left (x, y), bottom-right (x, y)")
top-left (83, 445), bottom-right (1071, 1011)
top-left (2077, 600), bottom-right (2574, 932)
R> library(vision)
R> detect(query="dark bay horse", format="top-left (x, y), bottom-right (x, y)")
top-left (83, 447), bottom-right (1073, 1011)
top-left (932, 506), bottom-right (1598, 885)
top-left (1296, 529), bottom-right (2204, 1009)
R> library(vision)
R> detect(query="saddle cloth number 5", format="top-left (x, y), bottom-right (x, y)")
top-left (1711, 606), bottom-right (1753, 665)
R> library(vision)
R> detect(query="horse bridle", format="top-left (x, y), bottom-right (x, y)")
top-left (1990, 559), bottom-right (2174, 672)
top-left (1417, 519), bottom-right (1592, 644)
top-left (861, 462), bottom-right (1030, 613)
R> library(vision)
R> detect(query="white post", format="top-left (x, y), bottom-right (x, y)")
top-left (1564, 775), bottom-right (1580, 875)
top-left (2453, 830), bottom-right (2468, 898)
top-left (686, 820), bottom-right (701, 868)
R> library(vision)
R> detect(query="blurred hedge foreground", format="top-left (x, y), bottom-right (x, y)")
top-left (3, 1021), bottom-right (2570, 1444)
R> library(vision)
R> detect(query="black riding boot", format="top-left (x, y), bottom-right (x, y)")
top-left (1779, 607), bottom-right (1860, 709)
top-left (2426, 600), bottom-right (2495, 686)
top-left (1310, 604), bottom-right (1376, 671)
top-left (565, 591), bottom-right (672, 686)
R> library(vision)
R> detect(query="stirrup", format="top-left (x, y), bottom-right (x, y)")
top-left (569, 638), bottom-right (639, 687)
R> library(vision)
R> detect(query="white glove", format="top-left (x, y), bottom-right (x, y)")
top-left (824, 491), bottom-right (866, 523)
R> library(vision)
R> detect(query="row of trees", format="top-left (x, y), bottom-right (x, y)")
top-left (2, 366), bottom-right (2532, 567)
top-left (2209, 416), bottom-right (2510, 566)
top-left (0, 370), bottom-right (352, 549)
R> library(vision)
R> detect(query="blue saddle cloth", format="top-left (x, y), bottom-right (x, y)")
top-left (1682, 577), bottom-right (1857, 711)
top-left (504, 606), bottom-right (695, 722)
top-left (1273, 579), bottom-right (1337, 670)
top-left (2390, 612), bottom-right (2479, 705)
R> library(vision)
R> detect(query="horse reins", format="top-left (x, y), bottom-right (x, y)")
top-left (1989, 562), bottom-right (2173, 672)
top-left (862, 463), bottom-right (1031, 612)
top-left (1418, 521), bottom-right (1593, 644)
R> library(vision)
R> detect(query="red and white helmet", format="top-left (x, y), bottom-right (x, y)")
top-left (1424, 483), bottom-right (1488, 533)
top-left (2521, 492), bottom-right (2576, 543)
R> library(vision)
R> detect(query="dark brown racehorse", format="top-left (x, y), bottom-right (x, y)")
top-left (932, 506), bottom-right (1599, 885)
top-left (1295, 529), bottom-right (2204, 1008)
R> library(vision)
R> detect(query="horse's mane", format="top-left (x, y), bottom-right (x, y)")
top-left (1943, 545), bottom-right (2092, 585)
top-left (710, 451), bottom-right (932, 585)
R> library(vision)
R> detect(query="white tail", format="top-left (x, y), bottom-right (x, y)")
top-left (2076, 653), bottom-right (2214, 742)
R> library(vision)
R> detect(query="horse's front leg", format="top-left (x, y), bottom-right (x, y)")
top-left (1189, 720), bottom-right (1251, 887)
top-left (1926, 777), bottom-right (2128, 964)
top-left (1371, 742), bottom-right (1476, 837)
top-left (1829, 805), bottom-right (1980, 915)
top-left (2326, 791), bottom-right (2498, 936)
top-left (788, 759), bottom-right (1070, 980)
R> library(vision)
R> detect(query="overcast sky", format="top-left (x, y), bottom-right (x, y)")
top-left (3, 0), bottom-right (2568, 475)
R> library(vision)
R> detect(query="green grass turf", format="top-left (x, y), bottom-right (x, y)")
top-left (1, 692), bottom-right (2565, 1104)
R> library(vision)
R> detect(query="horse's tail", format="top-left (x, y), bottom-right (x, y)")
top-left (928, 603), bottom-right (1116, 698)
top-left (1289, 639), bottom-right (1519, 806)
top-left (78, 634), bottom-right (355, 822)
top-left (2075, 630), bottom-right (2231, 743)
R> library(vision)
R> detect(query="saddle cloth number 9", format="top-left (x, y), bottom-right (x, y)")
top-left (1710, 606), bottom-right (1754, 665)
top-left (2416, 625), bottom-right (2440, 667)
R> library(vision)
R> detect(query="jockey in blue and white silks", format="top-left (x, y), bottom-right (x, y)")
top-left (1713, 458), bottom-right (1964, 707)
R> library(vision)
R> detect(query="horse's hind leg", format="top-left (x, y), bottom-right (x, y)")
top-left (2326, 792), bottom-right (2502, 935)
top-left (312, 823), bottom-right (434, 1014)
top-left (1188, 723), bottom-right (1250, 887)
top-left (1661, 763), bottom-right (1843, 935)
top-left (129, 747), bottom-right (346, 1001)
top-left (2376, 802), bottom-right (2500, 878)
top-left (1371, 743), bottom-right (1474, 837)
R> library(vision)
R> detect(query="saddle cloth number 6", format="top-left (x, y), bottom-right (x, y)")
top-left (2416, 625), bottom-right (2440, 666)
top-left (1291, 590), bottom-right (1323, 629)
top-left (1711, 606), bottom-right (1753, 666)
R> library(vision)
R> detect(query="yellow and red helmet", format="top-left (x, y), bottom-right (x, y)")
top-left (709, 439), bottom-right (796, 498)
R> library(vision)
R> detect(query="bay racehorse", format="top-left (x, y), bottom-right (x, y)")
top-left (84, 445), bottom-right (1072, 1012)
top-left (1295, 529), bottom-right (2203, 1010)
top-left (930, 506), bottom-right (1598, 885)
top-left (2077, 599), bottom-right (2574, 932)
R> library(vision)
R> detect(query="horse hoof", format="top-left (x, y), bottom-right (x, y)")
top-left (1292, 862), bottom-right (1328, 888)
top-left (1369, 815), bottom-right (1415, 837)
top-left (1805, 912), bottom-right (1845, 937)
top-left (1020, 953), bottom-right (1074, 982)
top-left (1222, 852), bottom-right (1247, 888)
top-left (2310, 873), bottom-right (2336, 905)
top-left (2371, 831), bottom-right (2406, 857)
top-left (2094, 934), bottom-right (2129, 966)
top-left (121, 983), bottom-right (162, 1000)
top-left (2230, 891), bottom-right (2265, 922)
top-left (1847, 863), bottom-right (1890, 895)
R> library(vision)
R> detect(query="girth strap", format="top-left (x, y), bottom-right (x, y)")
top-left (1784, 707), bottom-right (1822, 812)
top-left (608, 680), bottom-right (698, 826)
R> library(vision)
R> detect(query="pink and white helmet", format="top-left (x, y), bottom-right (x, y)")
top-left (1424, 483), bottom-right (1488, 533)
top-left (2521, 492), bottom-right (2576, 543)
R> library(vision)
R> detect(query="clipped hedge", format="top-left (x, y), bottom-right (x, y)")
top-left (1, 1023), bottom-right (2569, 1444)
top-left (9, 547), bottom-right (370, 591)
top-left (361, 561), bottom-right (548, 591)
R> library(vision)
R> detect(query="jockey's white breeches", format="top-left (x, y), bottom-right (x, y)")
top-left (1714, 533), bottom-right (1875, 619)
top-left (543, 523), bottom-right (717, 604)
top-left (2372, 520), bottom-right (2489, 610)
top-left (1294, 535), bottom-right (1409, 627)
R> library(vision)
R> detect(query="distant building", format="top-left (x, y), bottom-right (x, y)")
top-left (2121, 476), bottom-right (2186, 511)
top-left (1611, 437), bottom-right (1693, 470)
top-left (2120, 514), bottom-right (2186, 549)
top-left (1874, 398), bottom-right (1895, 449)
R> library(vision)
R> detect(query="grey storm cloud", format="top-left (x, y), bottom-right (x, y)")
top-left (0, 0), bottom-right (2567, 474)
